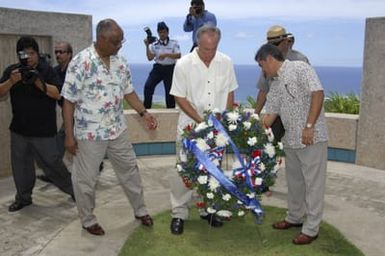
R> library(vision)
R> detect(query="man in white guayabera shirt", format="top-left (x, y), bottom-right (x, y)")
top-left (168, 24), bottom-right (238, 235)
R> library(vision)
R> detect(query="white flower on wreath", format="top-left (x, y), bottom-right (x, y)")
top-left (243, 121), bottom-right (252, 130)
top-left (206, 192), bottom-right (214, 199)
top-left (198, 175), bottom-right (208, 184)
top-left (264, 143), bottom-right (276, 158)
top-left (259, 162), bottom-right (266, 172)
top-left (196, 138), bottom-right (210, 151)
top-left (208, 177), bottom-right (220, 191)
top-left (238, 210), bottom-right (245, 216)
top-left (251, 113), bottom-right (260, 121)
top-left (215, 133), bottom-right (229, 147)
top-left (264, 127), bottom-right (272, 135)
top-left (226, 111), bottom-right (240, 124)
top-left (207, 131), bottom-right (214, 139)
top-left (222, 194), bottom-right (231, 201)
top-left (207, 207), bottom-right (217, 214)
top-left (247, 137), bottom-right (257, 146)
top-left (176, 164), bottom-right (184, 172)
top-left (195, 122), bottom-right (208, 132)
top-left (217, 210), bottom-right (232, 218)
top-left (278, 142), bottom-right (283, 150)
top-left (247, 192), bottom-right (256, 199)
top-left (265, 127), bottom-right (274, 142)
top-left (228, 124), bottom-right (237, 131)
top-left (255, 177), bottom-right (263, 186)
top-left (179, 150), bottom-right (187, 162)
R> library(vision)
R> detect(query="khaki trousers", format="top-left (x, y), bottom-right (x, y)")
top-left (72, 129), bottom-right (148, 228)
top-left (284, 141), bottom-right (328, 236)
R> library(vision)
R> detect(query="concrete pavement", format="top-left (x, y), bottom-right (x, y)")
top-left (0, 156), bottom-right (384, 256)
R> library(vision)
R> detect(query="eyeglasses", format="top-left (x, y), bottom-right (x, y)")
top-left (109, 38), bottom-right (126, 47)
top-left (55, 50), bottom-right (68, 55)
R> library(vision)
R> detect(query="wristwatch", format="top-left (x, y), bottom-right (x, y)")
top-left (306, 123), bottom-right (313, 129)
top-left (139, 109), bottom-right (148, 117)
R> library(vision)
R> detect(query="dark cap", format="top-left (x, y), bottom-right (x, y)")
top-left (191, 0), bottom-right (204, 5)
top-left (157, 21), bottom-right (169, 32)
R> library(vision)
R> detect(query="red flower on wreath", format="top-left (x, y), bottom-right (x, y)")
top-left (196, 202), bottom-right (205, 208)
top-left (251, 150), bottom-right (261, 158)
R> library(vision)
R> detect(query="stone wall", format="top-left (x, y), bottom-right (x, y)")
top-left (356, 17), bottom-right (385, 170)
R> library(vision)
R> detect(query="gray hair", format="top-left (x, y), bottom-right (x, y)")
top-left (255, 44), bottom-right (285, 62)
top-left (96, 19), bottom-right (119, 38)
top-left (196, 24), bottom-right (221, 43)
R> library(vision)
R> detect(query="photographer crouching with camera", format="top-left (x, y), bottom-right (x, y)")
top-left (0, 36), bottom-right (74, 212)
top-left (143, 21), bottom-right (181, 109)
top-left (184, 0), bottom-right (217, 52)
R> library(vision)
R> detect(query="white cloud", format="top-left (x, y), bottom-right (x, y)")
top-left (173, 34), bottom-right (190, 42)
top-left (234, 32), bottom-right (251, 39)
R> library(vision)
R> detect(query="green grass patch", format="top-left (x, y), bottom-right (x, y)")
top-left (119, 206), bottom-right (363, 256)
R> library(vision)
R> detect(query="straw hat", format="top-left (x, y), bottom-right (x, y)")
top-left (267, 25), bottom-right (289, 43)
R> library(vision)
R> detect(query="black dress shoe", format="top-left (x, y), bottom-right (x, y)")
top-left (8, 201), bottom-right (32, 212)
top-left (170, 218), bottom-right (184, 235)
top-left (200, 214), bottom-right (223, 227)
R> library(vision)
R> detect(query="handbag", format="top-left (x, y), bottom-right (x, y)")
top-left (271, 116), bottom-right (285, 141)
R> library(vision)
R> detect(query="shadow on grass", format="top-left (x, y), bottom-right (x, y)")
top-left (119, 206), bottom-right (364, 256)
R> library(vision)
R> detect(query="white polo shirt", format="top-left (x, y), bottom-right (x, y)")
top-left (150, 39), bottom-right (180, 65)
top-left (170, 49), bottom-right (238, 135)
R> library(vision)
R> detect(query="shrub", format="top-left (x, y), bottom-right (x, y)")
top-left (324, 92), bottom-right (360, 114)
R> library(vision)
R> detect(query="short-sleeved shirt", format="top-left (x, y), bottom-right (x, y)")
top-left (170, 49), bottom-right (238, 135)
top-left (61, 44), bottom-right (133, 141)
top-left (0, 60), bottom-right (60, 137)
top-left (265, 60), bottom-right (328, 149)
top-left (257, 48), bottom-right (309, 92)
top-left (150, 39), bottom-right (180, 65)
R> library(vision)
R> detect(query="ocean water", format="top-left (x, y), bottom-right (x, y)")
top-left (130, 63), bottom-right (362, 104)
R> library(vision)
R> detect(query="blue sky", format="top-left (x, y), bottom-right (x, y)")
top-left (1, 0), bottom-right (384, 67)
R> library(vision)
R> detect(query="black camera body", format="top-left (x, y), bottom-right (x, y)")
top-left (17, 51), bottom-right (39, 85)
top-left (143, 27), bottom-right (157, 44)
top-left (193, 6), bottom-right (203, 15)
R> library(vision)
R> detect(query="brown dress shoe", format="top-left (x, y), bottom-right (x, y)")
top-left (135, 214), bottom-right (154, 227)
top-left (292, 233), bottom-right (318, 245)
top-left (83, 223), bottom-right (105, 236)
top-left (272, 220), bottom-right (303, 230)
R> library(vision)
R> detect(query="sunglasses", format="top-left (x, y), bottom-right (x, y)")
top-left (54, 50), bottom-right (68, 55)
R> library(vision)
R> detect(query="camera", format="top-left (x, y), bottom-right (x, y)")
top-left (143, 27), bottom-right (157, 44)
top-left (193, 5), bottom-right (203, 15)
top-left (17, 51), bottom-right (40, 85)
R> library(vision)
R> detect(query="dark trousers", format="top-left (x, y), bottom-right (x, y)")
top-left (143, 64), bottom-right (176, 109)
top-left (10, 132), bottom-right (74, 204)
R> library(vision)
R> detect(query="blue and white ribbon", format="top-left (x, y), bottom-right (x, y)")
top-left (183, 114), bottom-right (264, 222)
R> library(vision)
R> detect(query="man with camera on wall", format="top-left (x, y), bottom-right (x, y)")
top-left (143, 21), bottom-right (181, 109)
top-left (184, 0), bottom-right (217, 52)
top-left (0, 36), bottom-right (74, 212)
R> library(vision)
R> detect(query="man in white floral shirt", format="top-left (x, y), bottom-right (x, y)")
top-left (255, 44), bottom-right (328, 245)
top-left (61, 19), bottom-right (157, 236)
